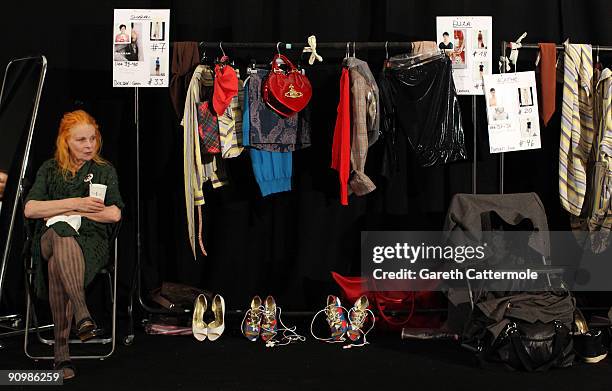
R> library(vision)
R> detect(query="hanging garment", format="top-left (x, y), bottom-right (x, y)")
top-left (376, 68), bottom-right (399, 180)
top-left (345, 58), bottom-right (377, 196)
top-left (573, 68), bottom-right (612, 252)
top-left (411, 41), bottom-right (439, 55)
top-left (537, 43), bottom-right (558, 127)
top-left (345, 57), bottom-right (380, 145)
top-left (196, 101), bottom-right (221, 154)
top-left (381, 53), bottom-right (467, 167)
top-left (170, 42), bottom-right (200, 118)
top-left (248, 70), bottom-right (311, 152)
top-left (243, 83), bottom-right (292, 196)
top-left (217, 69), bottom-right (244, 158)
top-left (559, 43), bottom-right (594, 216)
top-left (331, 67), bottom-right (351, 206)
top-left (213, 63), bottom-right (239, 116)
top-left (182, 65), bottom-right (229, 258)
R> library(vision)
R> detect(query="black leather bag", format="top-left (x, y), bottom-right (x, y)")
top-left (488, 320), bottom-right (574, 371)
top-left (150, 282), bottom-right (212, 313)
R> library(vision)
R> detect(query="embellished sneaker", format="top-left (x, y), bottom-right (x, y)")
top-left (260, 295), bottom-right (278, 342)
top-left (242, 296), bottom-right (263, 342)
top-left (347, 295), bottom-right (370, 341)
top-left (325, 295), bottom-right (349, 341)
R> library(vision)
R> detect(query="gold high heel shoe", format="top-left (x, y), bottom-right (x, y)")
top-left (192, 294), bottom-right (208, 341)
top-left (207, 294), bottom-right (226, 341)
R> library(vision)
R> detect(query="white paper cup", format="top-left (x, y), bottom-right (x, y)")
top-left (89, 183), bottom-right (107, 201)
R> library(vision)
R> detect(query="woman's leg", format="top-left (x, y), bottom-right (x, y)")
top-left (47, 256), bottom-right (72, 363)
top-left (47, 231), bottom-right (91, 323)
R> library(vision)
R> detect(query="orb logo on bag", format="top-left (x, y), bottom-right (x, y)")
top-left (284, 84), bottom-right (303, 99)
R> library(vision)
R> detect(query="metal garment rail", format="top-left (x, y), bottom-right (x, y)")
top-left (498, 40), bottom-right (612, 193)
top-left (193, 41), bottom-right (413, 50)
top-left (129, 40), bottom-right (475, 330)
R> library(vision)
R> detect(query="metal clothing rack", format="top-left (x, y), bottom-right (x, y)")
top-left (129, 40), bottom-right (480, 333)
top-left (498, 40), bottom-right (612, 193)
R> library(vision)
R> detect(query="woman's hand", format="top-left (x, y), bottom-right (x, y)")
top-left (73, 197), bottom-right (105, 213)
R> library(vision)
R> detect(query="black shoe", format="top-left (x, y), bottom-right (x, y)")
top-left (574, 330), bottom-right (608, 363)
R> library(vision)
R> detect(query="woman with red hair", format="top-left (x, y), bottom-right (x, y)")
top-left (24, 109), bottom-right (124, 380)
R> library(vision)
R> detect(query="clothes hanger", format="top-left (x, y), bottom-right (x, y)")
top-left (199, 42), bottom-right (210, 65)
top-left (594, 45), bottom-right (603, 71)
top-left (216, 41), bottom-right (230, 66)
top-left (274, 42), bottom-right (287, 67)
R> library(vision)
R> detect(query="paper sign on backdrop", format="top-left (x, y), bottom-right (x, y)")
top-left (483, 71), bottom-right (542, 153)
top-left (113, 9), bottom-right (170, 87)
top-left (436, 16), bottom-right (492, 95)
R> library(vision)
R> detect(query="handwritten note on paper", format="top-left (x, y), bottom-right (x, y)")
top-left (112, 9), bottom-right (170, 88)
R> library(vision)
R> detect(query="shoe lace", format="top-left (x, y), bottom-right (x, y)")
top-left (310, 303), bottom-right (348, 343)
top-left (343, 308), bottom-right (376, 350)
top-left (264, 306), bottom-right (306, 348)
top-left (262, 307), bottom-right (276, 329)
top-left (350, 308), bottom-right (367, 329)
top-left (325, 304), bottom-right (342, 328)
top-left (240, 306), bottom-right (263, 338)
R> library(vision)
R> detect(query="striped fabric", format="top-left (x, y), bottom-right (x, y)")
top-left (588, 68), bottom-right (612, 242)
top-left (41, 229), bottom-right (90, 364)
top-left (218, 70), bottom-right (244, 158)
top-left (559, 43), bottom-right (594, 216)
top-left (182, 65), bottom-right (229, 258)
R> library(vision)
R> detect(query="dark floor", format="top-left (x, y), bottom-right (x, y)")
top-left (1, 316), bottom-right (612, 391)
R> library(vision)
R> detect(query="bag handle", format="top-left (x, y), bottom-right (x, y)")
top-left (508, 320), bottom-right (567, 371)
top-left (271, 54), bottom-right (297, 73)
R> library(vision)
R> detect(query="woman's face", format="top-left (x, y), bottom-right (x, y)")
top-left (67, 123), bottom-right (97, 164)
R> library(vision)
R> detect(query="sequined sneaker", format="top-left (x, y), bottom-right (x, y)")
top-left (242, 296), bottom-right (263, 341)
top-left (325, 295), bottom-right (348, 340)
top-left (347, 295), bottom-right (369, 341)
top-left (260, 295), bottom-right (278, 342)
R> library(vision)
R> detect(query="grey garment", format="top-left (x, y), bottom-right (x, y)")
top-left (443, 193), bottom-right (550, 258)
top-left (344, 57), bottom-right (380, 146)
top-left (476, 292), bottom-right (575, 339)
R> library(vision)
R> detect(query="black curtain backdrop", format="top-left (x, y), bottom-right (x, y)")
top-left (1, 0), bottom-right (611, 320)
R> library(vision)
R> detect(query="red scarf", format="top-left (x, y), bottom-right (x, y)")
top-left (213, 63), bottom-right (238, 116)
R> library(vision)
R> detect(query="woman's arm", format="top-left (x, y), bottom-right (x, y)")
top-left (81, 205), bottom-right (121, 223)
top-left (24, 197), bottom-right (105, 219)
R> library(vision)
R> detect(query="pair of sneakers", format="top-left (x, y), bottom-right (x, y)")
top-left (311, 295), bottom-right (374, 347)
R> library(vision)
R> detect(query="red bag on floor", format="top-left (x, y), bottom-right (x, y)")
top-left (331, 271), bottom-right (443, 331)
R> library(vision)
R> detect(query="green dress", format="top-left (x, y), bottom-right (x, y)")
top-left (25, 158), bottom-right (124, 298)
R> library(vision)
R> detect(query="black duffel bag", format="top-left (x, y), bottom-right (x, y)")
top-left (486, 319), bottom-right (574, 371)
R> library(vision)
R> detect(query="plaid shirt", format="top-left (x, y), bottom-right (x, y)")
top-left (197, 101), bottom-right (221, 153)
top-left (348, 67), bottom-right (376, 196)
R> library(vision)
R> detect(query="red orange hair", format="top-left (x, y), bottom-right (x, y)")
top-left (54, 109), bottom-right (106, 178)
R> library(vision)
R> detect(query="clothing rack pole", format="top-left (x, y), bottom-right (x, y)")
top-left (195, 41), bottom-right (414, 50)
top-left (505, 43), bottom-right (612, 52)
top-left (499, 39), bottom-right (507, 194)
top-left (472, 96), bottom-right (477, 194)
